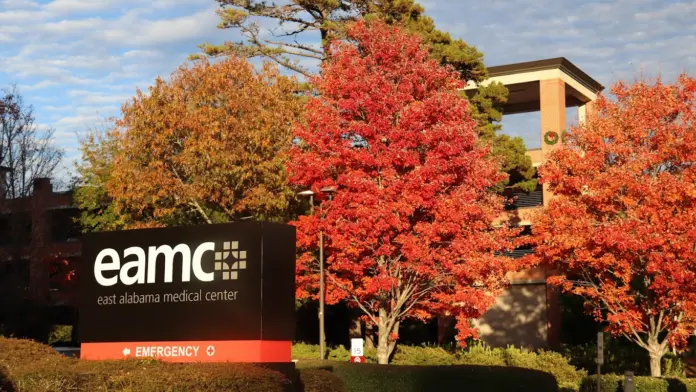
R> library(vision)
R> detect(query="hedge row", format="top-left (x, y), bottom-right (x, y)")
top-left (297, 360), bottom-right (560, 392)
top-left (579, 374), bottom-right (696, 392)
top-left (561, 339), bottom-right (686, 377)
top-left (0, 337), bottom-right (569, 392)
top-left (293, 342), bottom-right (585, 390)
top-left (0, 337), bottom-right (341, 392)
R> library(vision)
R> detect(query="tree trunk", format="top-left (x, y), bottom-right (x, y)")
top-left (365, 322), bottom-right (375, 349)
top-left (376, 325), bottom-right (390, 364)
top-left (648, 344), bottom-right (664, 377)
top-left (376, 309), bottom-right (399, 364)
top-left (437, 316), bottom-right (454, 345)
top-left (349, 313), bottom-right (362, 339)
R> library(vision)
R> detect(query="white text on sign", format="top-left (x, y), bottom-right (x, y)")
top-left (128, 345), bottom-right (201, 358)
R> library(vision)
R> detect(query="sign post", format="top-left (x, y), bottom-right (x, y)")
top-left (350, 338), bottom-right (365, 363)
top-left (597, 332), bottom-right (604, 392)
top-left (624, 371), bottom-right (634, 392)
top-left (78, 221), bottom-right (296, 363)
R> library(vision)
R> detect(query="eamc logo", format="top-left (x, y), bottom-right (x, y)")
top-left (94, 240), bottom-right (247, 287)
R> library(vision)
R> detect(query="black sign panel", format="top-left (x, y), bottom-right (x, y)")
top-left (78, 221), bottom-right (296, 343)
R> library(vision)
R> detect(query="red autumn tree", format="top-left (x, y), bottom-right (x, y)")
top-left (288, 20), bottom-right (524, 364)
top-left (535, 75), bottom-right (696, 377)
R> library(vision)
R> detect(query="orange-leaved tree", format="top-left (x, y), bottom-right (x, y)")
top-left (535, 75), bottom-right (696, 377)
top-left (77, 56), bottom-right (303, 229)
top-left (288, 21), bottom-right (526, 364)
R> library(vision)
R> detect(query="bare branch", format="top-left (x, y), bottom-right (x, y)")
top-left (0, 85), bottom-right (64, 198)
top-left (327, 272), bottom-right (378, 325)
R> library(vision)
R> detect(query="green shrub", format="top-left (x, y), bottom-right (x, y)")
top-left (299, 368), bottom-right (347, 392)
top-left (578, 374), bottom-right (696, 392)
top-left (562, 339), bottom-right (685, 377)
top-left (293, 342), bottom-right (323, 359)
top-left (298, 361), bottom-right (559, 392)
top-left (391, 345), bottom-right (455, 365)
top-left (327, 345), bottom-right (351, 362)
top-left (579, 375), bottom-right (622, 392)
top-left (663, 355), bottom-right (686, 378)
top-left (0, 337), bottom-right (293, 392)
top-left (293, 342), bottom-right (584, 390)
top-left (48, 325), bottom-right (73, 345)
top-left (292, 342), bottom-right (353, 362)
top-left (457, 343), bottom-right (506, 366)
top-left (503, 347), bottom-right (586, 390)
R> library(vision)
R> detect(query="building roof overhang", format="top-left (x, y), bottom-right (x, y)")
top-left (463, 57), bottom-right (605, 115)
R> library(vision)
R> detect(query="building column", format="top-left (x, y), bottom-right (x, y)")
top-left (539, 79), bottom-right (566, 349)
top-left (540, 79), bottom-right (567, 206)
top-left (577, 101), bottom-right (595, 125)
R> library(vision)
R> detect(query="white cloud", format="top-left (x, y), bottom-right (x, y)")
top-left (17, 80), bottom-right (59, 90)
top-left (43, 105), bottom-right (73, 112)
top-left (97, 7), bottom-right (220, 47)
top-left (76, 105), bottom-right (119, 115)
top-left (42, 18), bottom-right (104, 35)
top-left (42, 0), bottom-right (127, 16)
top-left (55, 114), bottom-right (105, 130)
top-left (0, 9), bottom-right (43, 24)
top-left (122, 49), bottom-right (161, 59)
top-left (67, 90), bottom-right (132, 105)
top-left (1, 0), bottom-right (40, 9)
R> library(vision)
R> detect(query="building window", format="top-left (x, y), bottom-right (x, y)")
top-left (504, 183), bottom-right (543, 210)
top-left (500, 224), bottom-right (534, 258)
top-left (0, 214), bottom-right (10, 246)
top-left (50, 208), bottom-right (81, 243)
top-left (0, 212), bottom-right (32, 246)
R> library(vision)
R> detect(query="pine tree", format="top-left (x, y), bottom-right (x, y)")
top-left (194, 0), bottom-right (536, 190)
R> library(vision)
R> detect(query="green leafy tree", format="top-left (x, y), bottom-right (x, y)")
top-left (73, 125), bottom-right (128, 233)
top-left (194, 0), bottom-right (536, 191)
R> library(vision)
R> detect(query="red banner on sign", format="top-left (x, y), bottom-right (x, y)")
top-left (350, 356), bottom-right (365, 363)
top-left (80, 340), bottom-right (290, 363)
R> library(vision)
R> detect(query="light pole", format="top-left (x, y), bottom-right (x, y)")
top-left (298, 186), bottom-right (335, 361)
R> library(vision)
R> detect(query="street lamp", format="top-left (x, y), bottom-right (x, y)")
top-left (298, 186), bottom-right (336, 360)
top-left (298, 190), bottom-right (314, 215)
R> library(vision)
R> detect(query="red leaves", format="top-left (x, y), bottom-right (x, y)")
top-left (44, 254), bottom-right (75, 285)
top-left (536, 74), bottom-right (696, 352)
top-left (289, 21), bottom-right (520, 346)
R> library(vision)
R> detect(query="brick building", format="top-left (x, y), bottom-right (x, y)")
top-left (0, 169), bottom-right (81, 329)
top-left (465, 57), bottom-right (604, 350)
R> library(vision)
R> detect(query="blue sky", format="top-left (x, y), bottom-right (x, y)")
top-left (1, 0), bottom-right (695, 183)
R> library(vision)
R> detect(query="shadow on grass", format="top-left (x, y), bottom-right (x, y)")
top-left (0, 365), bottom-right (16, 392)
top-left (666, 378), bottom-right (688, 392)
top-left (296, 360), bottom-right (560, 392)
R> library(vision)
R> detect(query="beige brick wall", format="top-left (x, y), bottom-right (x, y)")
top-left (540, 79), bottom-right (566, 206)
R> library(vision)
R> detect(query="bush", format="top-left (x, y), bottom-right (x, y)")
top-left (0, 337), bottom-right (294, 392)
top-left (48, 325), bottom-right (73, 346)
top-left (298, 360), bottom-right (559, 392)
top-left (293, 342), bottom-right (584, 390)
top-left (293, 342), bottom-right (324, 359)
top-left (561, 339), bottom-right (686, 377)
top-left (579, 375), bottom-right (696, 392)
top-left (299, 368), bottom-right (347, 392)
top-left (502, 347), bottom-right (585, 390)
top-left (391, 345), bottom-right (455, 366)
